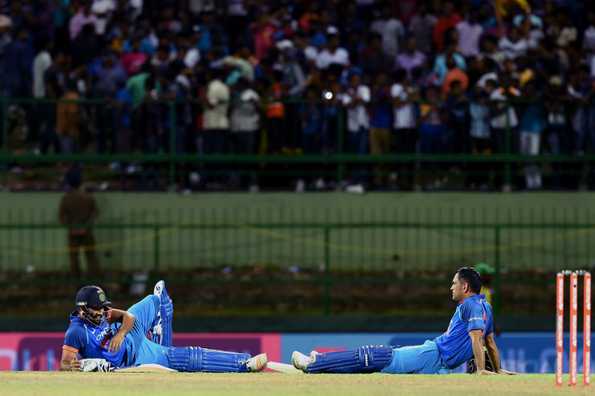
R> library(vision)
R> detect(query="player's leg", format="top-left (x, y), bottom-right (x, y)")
top-left (291, 345), bottom-right (393, 373)
top-left (125, 294), bottom-right (161, 360)
top-left (381, 340), bottom-right (445, 374)
top-left (166, 346), bottom-right (268, 373)
top-left (151, 280), bottom-right (173, 346)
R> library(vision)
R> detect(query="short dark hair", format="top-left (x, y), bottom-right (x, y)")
top-left (457, 267), bottom-right (482, 294)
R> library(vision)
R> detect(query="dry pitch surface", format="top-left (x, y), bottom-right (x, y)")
top-left (1, 372), bottom-right (593, 396)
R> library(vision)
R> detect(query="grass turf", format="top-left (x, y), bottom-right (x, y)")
top-left (0, 372), bottom-right (592, 396)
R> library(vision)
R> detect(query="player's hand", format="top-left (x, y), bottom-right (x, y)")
top-left (497, 368), bottom-right (517, 375)
top-left (477, 369), bottom-right (497, 375)
top-left (70, 357), bottom-right (81, 371)
top-left (108, 333), bottom-right (125, 352)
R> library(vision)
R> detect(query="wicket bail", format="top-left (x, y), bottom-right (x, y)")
top-left (556, 270), bottom-right (591, 387)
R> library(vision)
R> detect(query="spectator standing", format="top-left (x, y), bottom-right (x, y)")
top-left (59, 166), bottom-right (101, 279)
top-left (544, 76), bottom-right (570, 188)
top-left (57, 81), bottom-right (81, 153)
top-left (408, 4), bottom-right (437, 54)
top-left (202, 67), bottom-right (230, 184)
top-left (300, 88), bottom-right (324, 154)
top-left (32, 37), bottom-right (52, 99)
top-left (486, 78), bottom-right (519, 155)
top-left (444, 80), bottom-right (469, 154)
top-left (316, 32), bottom-right (349, 70)
top-left (264, 74), bottom-right (286, 153)
top-left (418, 86), bottom-right (447, 189)
top-left (369, 73), bottom-right (393, 188)
top-left (433, 2), bottom-right (462, 53)
top-left (391, 69), bottom-right (419, 189)
top-left (498, 26), bottom-right (529, 60)
top-left (69, 2), bottom-right (98, 40)
top-left (432, 45), bottom-right (466, 86)
top-left (518, 81), bottom-right (545, 189)
top-left (2, 28), bottom-right (34, 97)
top-left (230, 78), bottom-right (261, 189)
top-left (395, 36), bottom-right (426, 79)
top-left (121, 37), bottom-right (148, 75)
top-left (340, 72), bottom-right (370, 188)
top-left (456, 11), bottom-right (484, 57)
top-left (442, 56), bottom-right (469, 96)
top-left (359, 33), bottom-right (393, 76)
top-left (370, 5), bottom-right (404, 59)
top-left (469, 87), bottom-right (492, 188)
top-left (295, 88), bottom-right (325, 192)
top-left (113, 80), bottom-right (133, 153)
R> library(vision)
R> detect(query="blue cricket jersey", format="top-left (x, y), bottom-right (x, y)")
top-left (434, 294), bottom-right (493, 369)
top-left (63, 312), bottom-right (130, 367)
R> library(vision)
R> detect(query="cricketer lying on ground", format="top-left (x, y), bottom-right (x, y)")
top-left (291, 268), bottom-right (512, 375)
top-left (60, 282), bottom-right (267, 372)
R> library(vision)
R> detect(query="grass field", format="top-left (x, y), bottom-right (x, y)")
top-left (1, 372), bottom-right (592, 396)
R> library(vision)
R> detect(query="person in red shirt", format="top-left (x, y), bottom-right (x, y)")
top-left (433, 2), bottom-right (462, 52)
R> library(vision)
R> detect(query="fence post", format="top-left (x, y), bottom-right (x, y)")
top-left (168, 102), bottom-right (176, 187)
top-left (494, 225), bottom-right (502, 315)
top-left (153, 225), bottom-right (160, 271)
top-left (323, 226), bottom-right (331, 315)
top-left (504, 102), bottom-right (512, 190)
top-left (337, 108), bottom-right (345, 184)
top-left (1, 97), bottom-right (6, 151)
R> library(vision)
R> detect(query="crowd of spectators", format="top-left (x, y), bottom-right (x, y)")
top-left (1, 0), bottom-right (595, 191)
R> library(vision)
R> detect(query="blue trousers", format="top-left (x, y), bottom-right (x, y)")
top-left (381, 340), bottom-right (448, 374)
top-left (125, 295), bottom-right (170, 367)
top-left (123, 295), bottom-right (252, 372)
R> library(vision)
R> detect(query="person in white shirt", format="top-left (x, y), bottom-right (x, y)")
top-left (69, 2), bottom-right (98, 40)
top-left (203, 68), bottom-right (230, 154)
top-left (339, 73), bottom-right (370, 186)
top-left (32, 39), bottom-right (52, 99)
top-left (316, 34), bottom-right (350, 70)
top-left (485, 78), bottom-right (519, 191)
top-left (370, 6), bottom-right (404, 58)
top-left (456, 12), bottom-right (483, 57)
top-left (498, 27), bottom-right (528, 60)
top-left (395, 37), bottom-right (426, 79)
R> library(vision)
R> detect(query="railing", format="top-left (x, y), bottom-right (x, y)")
top-left (1, 96), bottom-right (593, 190)
top-left (2, 212), bottom-right (595, 315)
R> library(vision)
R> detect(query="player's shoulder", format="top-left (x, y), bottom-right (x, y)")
top-left (65, 320), bottom-right (86, 337)
top-left (461, 295), bottom-right (487, 310)
top-left (65, 313), bottom-right (89, 334)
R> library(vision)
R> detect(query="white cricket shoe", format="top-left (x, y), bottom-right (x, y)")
top-left (152, 280), bottom-right (172, 344)
top-left (246, 353), bottom-right (268, 372)
top-left (154, 280), bottom-right (165, 297)
top-left (291, 351), bottom-right (318, 371)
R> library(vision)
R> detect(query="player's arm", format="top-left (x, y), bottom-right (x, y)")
top-left (469, 330), bottom-right (493, 375)
top-left (60, 346), bottom-right (80, 371)
top-left (484, 333), bottom-right (500, 372)
top-left (485, 333), bottom-right (516, 374)
top-left (107, 308), bottom-right (135, 352)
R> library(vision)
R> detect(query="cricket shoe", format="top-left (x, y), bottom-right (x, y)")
top-left (152, 280), bottom-right (174, 346)
top-left (246, 353), bottom-right (268, 372)
top-left (291, 350), bottom-right (319, 372)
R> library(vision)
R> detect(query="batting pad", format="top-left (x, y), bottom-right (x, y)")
top-left (266, 362), bottom-right (302, 374)
top-left (115, 364), bottom-right (177, 373)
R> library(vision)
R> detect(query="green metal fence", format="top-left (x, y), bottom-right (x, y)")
top-left (2, 96), bottom-right (594, 189)
top-left (2, 207), bottom-right (594, 272)
top-left (1, 207), bottom-right (595, 314)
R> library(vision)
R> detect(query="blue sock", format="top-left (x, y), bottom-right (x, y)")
top-left (306, 345), bottom-right (393, 374)
top-left (167, 346), bottom-right (251, 372)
